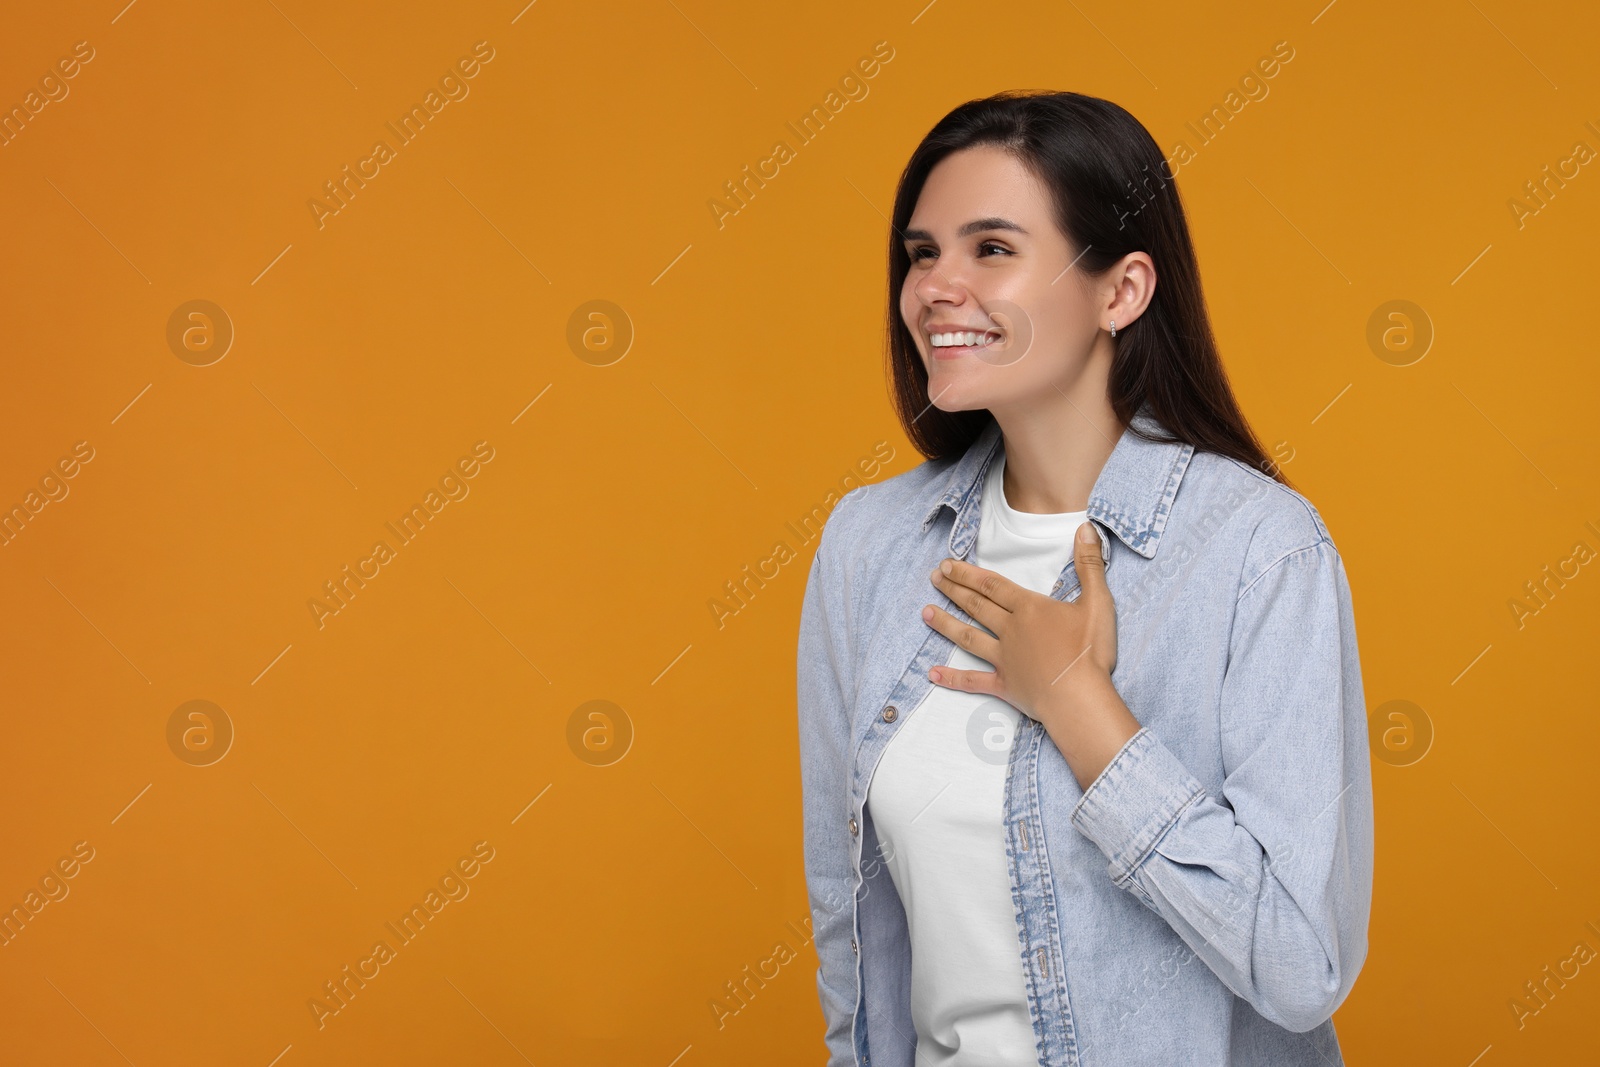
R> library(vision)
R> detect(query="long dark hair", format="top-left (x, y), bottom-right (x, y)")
top-left (885, 90), bottom-right (1289, 487)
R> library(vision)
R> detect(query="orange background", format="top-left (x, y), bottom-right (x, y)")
top-left (1, 0), bottom-right (1597, 1063)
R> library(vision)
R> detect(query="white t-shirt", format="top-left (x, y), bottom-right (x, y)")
top-left (865, 451), bottom-right (1087, 1065)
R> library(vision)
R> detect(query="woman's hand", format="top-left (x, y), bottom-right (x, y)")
top-left (923, 520), bottom-right (1117, 718)
top-left (923, 521), bottom-right (1141, 788)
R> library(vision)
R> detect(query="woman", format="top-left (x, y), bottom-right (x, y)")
top-left (796, 91), bottom-right (1373, 1067)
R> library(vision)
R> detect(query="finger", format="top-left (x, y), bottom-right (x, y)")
top-left (929, 664), bottom-right (1001, 696)
top-left (1074, 521), bottom-right (1110, 600)
top-left (936, 557), bottom-right (1021, 613)
top-left (921, 604), bottom-right (1002, 664)
top-left (931, 566), bottom-right (1008, 634)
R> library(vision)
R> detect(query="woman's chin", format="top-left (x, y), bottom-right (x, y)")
top-left (927, 390), bottom-right (986, 415)
top-left (926, 372), bottom-right (997, 414)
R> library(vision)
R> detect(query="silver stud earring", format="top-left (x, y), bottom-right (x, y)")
top-left (1109, 320), bottom-right (1117, 338)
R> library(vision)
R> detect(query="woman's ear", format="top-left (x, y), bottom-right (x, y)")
top-left (1106, 252), bottom-right (1157, 330)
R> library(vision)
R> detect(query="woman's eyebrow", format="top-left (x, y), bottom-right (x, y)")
top-left (901, 217), bottom-right (1029, 242)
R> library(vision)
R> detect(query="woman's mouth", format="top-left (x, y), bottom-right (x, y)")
top-left (929, 331), bottom-right (1003, 360)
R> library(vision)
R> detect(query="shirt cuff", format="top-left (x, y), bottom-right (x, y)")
top-left (1069, 727), bottom-right (1208, 888)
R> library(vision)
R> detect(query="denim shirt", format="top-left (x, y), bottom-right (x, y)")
top-left (796, 407), bottom-right (1374, 1066)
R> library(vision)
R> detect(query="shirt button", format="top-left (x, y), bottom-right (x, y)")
top-left (850, 937), bottom-right (858, 954)
top-left (849, 816), bottom-right (858, 836)
top-left (882, 705), bottom-right (898, 723)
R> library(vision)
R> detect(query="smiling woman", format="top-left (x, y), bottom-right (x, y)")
top-left (798, 91), bottom-right (1374, 1067)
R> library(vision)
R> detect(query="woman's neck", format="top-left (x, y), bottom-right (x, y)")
top-left (994, 390), bottom-right (1125, 515)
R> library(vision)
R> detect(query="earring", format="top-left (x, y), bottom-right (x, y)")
top-left (1109, 320), bottom-right (1117, 338)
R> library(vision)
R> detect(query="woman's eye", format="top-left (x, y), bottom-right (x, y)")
top-left (907, 242), bottom-right (1010, 262)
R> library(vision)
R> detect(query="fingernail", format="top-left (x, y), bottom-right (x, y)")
top-left (940, 559), bottom-right (953, 575)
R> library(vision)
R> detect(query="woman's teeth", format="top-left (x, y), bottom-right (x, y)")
top-left (929, 331), bottom-right (1001, 348)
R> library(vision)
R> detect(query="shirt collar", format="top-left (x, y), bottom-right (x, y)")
top-left (918, 405), bottom-right (1195, 560)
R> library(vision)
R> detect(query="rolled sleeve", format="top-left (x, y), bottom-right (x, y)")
top-left (1070, 727), bottom-right (1207, 891)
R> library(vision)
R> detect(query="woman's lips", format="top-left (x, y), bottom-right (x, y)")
top-left (931, 338), bottom-right (999, 360)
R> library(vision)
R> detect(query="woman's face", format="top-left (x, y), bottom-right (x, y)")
top-left (898, 144), bottom-right (1111, 416)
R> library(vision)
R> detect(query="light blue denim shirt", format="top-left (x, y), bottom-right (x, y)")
top-left (796, 406), bottom-right (1374, 1066)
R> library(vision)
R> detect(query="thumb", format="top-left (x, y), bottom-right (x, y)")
top-left (1074, 520), bottom-right (1107, 594)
